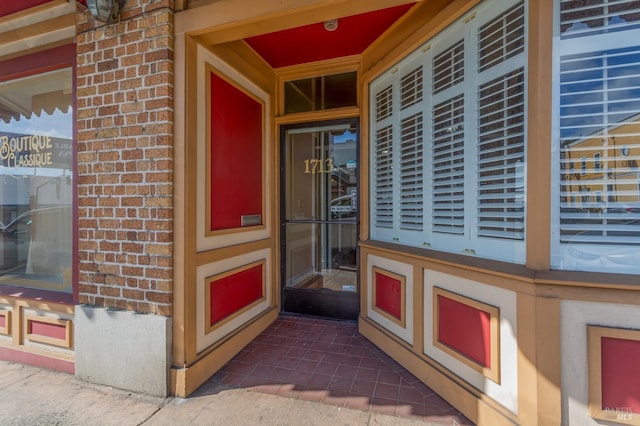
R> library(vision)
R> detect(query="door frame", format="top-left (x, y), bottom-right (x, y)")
top-left (279, 117), bottom-right (361, 320)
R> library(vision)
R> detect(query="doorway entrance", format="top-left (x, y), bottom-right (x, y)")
top-left (281, 119), bottom-right (359, 320)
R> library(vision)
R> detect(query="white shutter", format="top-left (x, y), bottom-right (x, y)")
top-left (433, 39), bottom-right (464, 95)
top-left (376, 85), bottom-right (393, 122)
top-left (398, 66), bottom-right (424, 231)
top-left (400, 112), bottom-right (424, 230)
top-left (431, 38), bottom-right (465, 236)
top-left (432, 95), bottom-right (465, 235)
top-left (374, 125), bottom-right (394, 229)
top-left (477, 68), bottom-right (526, 240)
top-left (372, 83), bottom-right (394, 231)
top-left (474, 1), bottom-right (526, 243)
top-left (401, 67), bottom-right (423, 109)
top-left (478, 2), bottom-right (525, 72)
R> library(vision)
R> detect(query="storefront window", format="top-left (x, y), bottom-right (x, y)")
top-left (0, 67), bottom-right (73, 292)
top-left (551, 0), bottom-right (640, 274)
top-left (369, 0), bottom-right (527, 264)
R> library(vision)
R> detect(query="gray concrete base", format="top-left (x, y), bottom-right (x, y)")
top-left (74, 306), bottom-right (172, 397)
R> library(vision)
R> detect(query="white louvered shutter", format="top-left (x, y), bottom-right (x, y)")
top-left (432, 39), bottom-right (465, 235)
top-left (399, 67), bottom-right (424, 231)
top-left (375, 124), bottom-right (394, 229)
top-left (475, 2), bottom-right (526, 244)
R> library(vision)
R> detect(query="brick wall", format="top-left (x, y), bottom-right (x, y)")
top-left (76, 0), bottom-right (174, 315)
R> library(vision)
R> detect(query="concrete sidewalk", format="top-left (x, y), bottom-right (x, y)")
top-left (0, 361), bottom-right (435, 425)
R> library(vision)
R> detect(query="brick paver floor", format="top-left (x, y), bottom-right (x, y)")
top-left (207, 315), bottom-right (474, 424)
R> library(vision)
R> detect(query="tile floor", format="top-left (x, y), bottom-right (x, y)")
top-left (207, 315), bottom-right (474, 424)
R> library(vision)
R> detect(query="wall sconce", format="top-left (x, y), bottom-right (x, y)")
top-left (86, 0), bottom-right (127, 24)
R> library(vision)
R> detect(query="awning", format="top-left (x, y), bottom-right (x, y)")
top-left (0, 68), bottom-right (72, 124)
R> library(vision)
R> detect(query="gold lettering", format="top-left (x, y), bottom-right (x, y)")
top-left (325, 158), bottom-right (334, 173)
top-left (303, 158), bottom-right (335, 174)
top-left (16, 151), bottom-right (52, 168)
top-left (0, 133), bottom-right (57, 168)
top-left (0, 135), bottom-right (9, 160)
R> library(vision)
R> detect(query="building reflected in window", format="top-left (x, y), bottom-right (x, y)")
top-left (553, 0), bottom-right (640, 274)
top-left (560, 0), bottom-right (640, 38)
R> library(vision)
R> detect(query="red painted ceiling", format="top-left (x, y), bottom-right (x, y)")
top-left (2, 2), bottom-right (411, 68)
top-left (245, 4), bottom-right (414, 68)
top-left (0, 0), bottom-right (86, 18)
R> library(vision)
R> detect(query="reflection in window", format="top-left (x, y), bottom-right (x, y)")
top-left (560, 0), bottom-right (640, 38)
top-left (594, 152), bottom-right (602, 170)
top-left (553, 1), bottom-right (640, 274)
top-left (0, 68), bottom-right (73, 292)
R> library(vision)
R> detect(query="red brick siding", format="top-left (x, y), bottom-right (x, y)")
top-left (76, 0), bottom-right (174, 315)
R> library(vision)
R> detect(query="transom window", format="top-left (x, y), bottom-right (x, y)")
top-left (284, 71), bottom-right (357, 114)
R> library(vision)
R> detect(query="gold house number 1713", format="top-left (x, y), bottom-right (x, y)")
top-left (303, 158), bottom-right (334, 174)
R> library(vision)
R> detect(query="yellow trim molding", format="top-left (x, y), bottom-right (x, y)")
top-left (24, 314), bottom-right (73, 349)
top-left (0, 309), bottom-right (11, 336)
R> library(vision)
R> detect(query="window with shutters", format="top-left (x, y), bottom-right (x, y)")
top-left (369, 0), bottom-right (527, 264)
top-left (551, 0), bottom-right (640, 274)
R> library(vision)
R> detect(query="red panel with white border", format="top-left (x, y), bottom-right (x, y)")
top-left (209, 72), bottom-right (263, 231)
top-left (437, 294), bottom-right (492, 368)
top-left (208, 262), bottom-right (264, 327)
top-left (374, 269), bottom-right (403, 323)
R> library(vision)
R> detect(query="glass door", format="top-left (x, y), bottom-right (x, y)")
top-left (281, 119), bottom-right (359, 320)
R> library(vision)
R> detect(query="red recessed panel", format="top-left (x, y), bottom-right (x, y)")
top-left (375, 272), bottom-right (402, 321)
top-left (245, 4), bottom-right (413, 68)
top-left (209, 264), bottom-right (264, 326)
top-left (601, 337), bottom-right (640, 412)
top-left (0, 315), bottom-right (5, 328)
top-left (0, 0), bottom-right (52, 18)
top-left (438, 295), bottom-right (492, 368)
top-left (210, 73), bottom-right (263, 231)
top-left (30, 321), bottom-right (66, 341)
